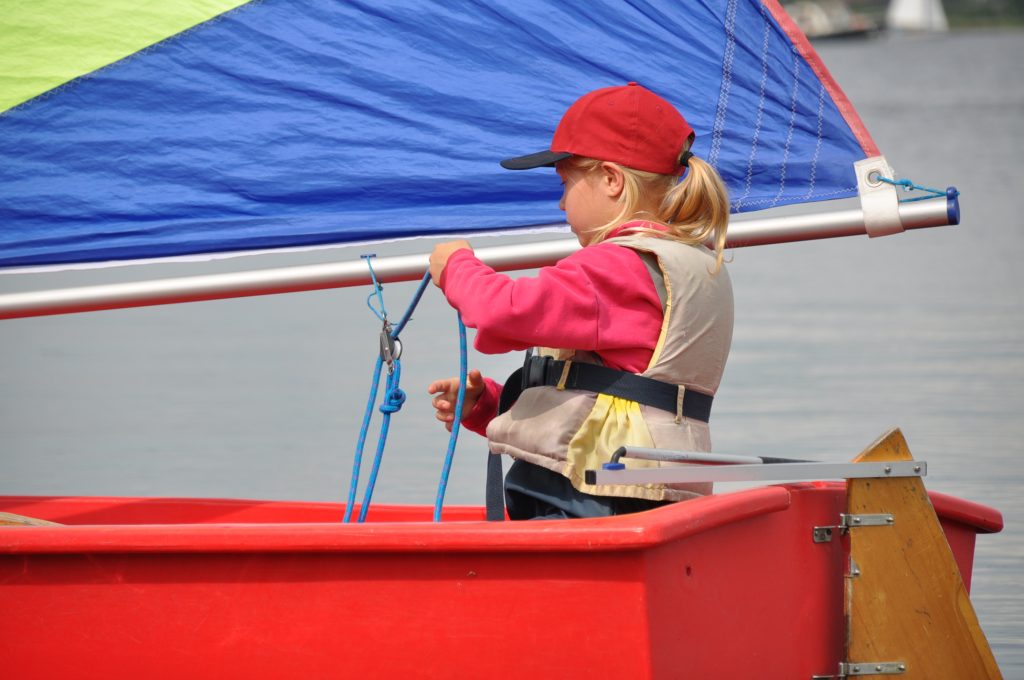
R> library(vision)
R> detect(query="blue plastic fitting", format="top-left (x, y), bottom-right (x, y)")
top-left (946, 187), bottom-right (960, 225)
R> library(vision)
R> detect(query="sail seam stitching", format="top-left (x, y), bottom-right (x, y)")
top-left (735, 6), bottom-right (772, 211)
top-left (804, 84), bottom-right (826, 199)
top-left (709, 0), bottom-right (739, 166)
top-left (770, 51), bottom-right (801, 208)
top-left (741, 186), bottom-right (857, 208)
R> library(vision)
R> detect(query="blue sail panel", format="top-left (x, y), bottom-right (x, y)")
top-left (0, 0), bottom-right (878, 269)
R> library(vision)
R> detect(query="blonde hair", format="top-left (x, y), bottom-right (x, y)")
top-left (565, 151), bottom-right (730, 272)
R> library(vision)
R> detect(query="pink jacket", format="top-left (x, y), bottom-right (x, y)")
top-left (439, 223), bottom-right (665, 435)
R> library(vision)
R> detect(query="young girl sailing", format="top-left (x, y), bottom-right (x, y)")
top-left (428, 83), bottom-right (733, 520)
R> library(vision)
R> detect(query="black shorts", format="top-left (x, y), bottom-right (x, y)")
top-left (503, 459), bottom-right (669, 520)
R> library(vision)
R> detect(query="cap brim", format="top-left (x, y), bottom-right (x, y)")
top-left (499, 150), bottom-right (572, 170)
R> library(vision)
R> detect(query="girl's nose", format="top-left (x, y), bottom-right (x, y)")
top-left (559, 193), bottom-right (566, 211)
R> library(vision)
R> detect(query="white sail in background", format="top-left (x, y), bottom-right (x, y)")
top-left (886, 0), bottom-right (950, 31)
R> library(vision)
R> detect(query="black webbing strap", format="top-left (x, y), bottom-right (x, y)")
top-left (485, 453), bottom-right (505, 521)
top-left (485, 367), bottom-right (524, 521)
top-left (508, 356), bottom-right (713, 422)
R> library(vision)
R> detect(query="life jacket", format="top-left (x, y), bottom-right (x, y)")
top-left (485, 233), bottom-right (734, 502)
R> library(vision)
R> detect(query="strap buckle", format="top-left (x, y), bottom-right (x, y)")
top-left (522, 350), bottom-right (554, 390)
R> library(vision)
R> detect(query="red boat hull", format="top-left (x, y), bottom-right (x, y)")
top-left (0, 484), bottom-right (1001, 679)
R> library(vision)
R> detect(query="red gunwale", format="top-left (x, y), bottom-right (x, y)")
top-left (0, 486), bottom-right (792, 553)
top-left (0, 482), bottom-right (1001, 554)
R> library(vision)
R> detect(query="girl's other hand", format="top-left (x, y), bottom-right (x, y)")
top-left (429, 240), bottom-right (473, 286)
top-left (428, 368), bottom-right (485, 432)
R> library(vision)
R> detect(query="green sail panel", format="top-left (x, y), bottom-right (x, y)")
top-left (0, 0), bottom-right (252, 113)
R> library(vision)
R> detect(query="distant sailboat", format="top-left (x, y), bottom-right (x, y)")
top-left (784, 1), bottom-right (879, 40)
top-left (887, 0), bottom-right (950, 31)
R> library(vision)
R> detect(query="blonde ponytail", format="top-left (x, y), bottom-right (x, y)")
top-left (659, 155), bottom-right (729, 272)
top-left (567, 152), bottom-right (730, 273)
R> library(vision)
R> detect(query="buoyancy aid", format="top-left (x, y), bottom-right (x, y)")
top-left (485, 234), bottom-right (734, 502)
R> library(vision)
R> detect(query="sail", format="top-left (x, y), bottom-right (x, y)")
top-left (0, 0), bottom-right (878, 270)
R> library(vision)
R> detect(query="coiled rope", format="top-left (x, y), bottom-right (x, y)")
top-left (343, 255), bottom-right (467, 523)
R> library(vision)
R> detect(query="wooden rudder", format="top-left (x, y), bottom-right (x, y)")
top-left (845, 428), bottom-right (1002, 679)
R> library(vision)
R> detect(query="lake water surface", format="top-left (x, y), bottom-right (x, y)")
top-left (2, 28), bottom-right (1022, 674)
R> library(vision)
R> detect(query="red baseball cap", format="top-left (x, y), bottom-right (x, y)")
top-left (500, 82), bottom-right (694, 175)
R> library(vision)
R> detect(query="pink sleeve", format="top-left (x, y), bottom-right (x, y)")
top-left (439, 244), bottom-right (662, 370)
top-left (461, 377), bottom-right (503, 436)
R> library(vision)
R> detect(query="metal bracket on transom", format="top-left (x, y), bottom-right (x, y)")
top-left (813, 513), bottom-right (895, 543)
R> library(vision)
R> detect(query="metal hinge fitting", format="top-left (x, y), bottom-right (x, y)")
top-left (812, 660), bottom-right (907, 678)
top-left (813, 513), bottom-right (894, 543)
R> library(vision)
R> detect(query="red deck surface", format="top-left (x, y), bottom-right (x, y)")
top-left (0, 484), bottom-right (1002, 679)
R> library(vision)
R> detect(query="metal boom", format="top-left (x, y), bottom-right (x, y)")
top-left (0, 191), bottom-right (957, 320)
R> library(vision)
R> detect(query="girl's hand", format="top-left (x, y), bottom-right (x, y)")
top-left (429, 240), bottom-right (473, 286)
top-left (428, 369), bottom-right (486, 432)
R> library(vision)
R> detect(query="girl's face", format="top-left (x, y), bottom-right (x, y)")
top-left (556, 162), bottom-right (620, 246)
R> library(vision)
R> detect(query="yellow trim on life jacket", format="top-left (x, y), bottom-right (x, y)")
top-left (647, 253), bottom-right (673, 371)
top-left (566, 393), bottom-right (669, 498)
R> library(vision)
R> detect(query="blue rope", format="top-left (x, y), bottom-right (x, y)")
top-left (357, 359), bottom-right (406, 523)
top-left (345, 262), bottom-right (464, 524)
top-left (392, 274), bottom-right (432, 338)
top-left (877, 176), bottom-right (956, 203)
top-left (345, 254), bottom-right (414, 523)
top-left (343, 355), bottom-right (383, 523)
top-left (362, 254), bottom-right (388, 322)
top-left (433, 313), bottom-right (468, 522)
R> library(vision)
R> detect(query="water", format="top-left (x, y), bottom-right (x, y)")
top-left (2, 28), bottom-right (1022, 673)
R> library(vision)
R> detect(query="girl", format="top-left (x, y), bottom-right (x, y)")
top-left (428, 83), bottom-right (733, 520)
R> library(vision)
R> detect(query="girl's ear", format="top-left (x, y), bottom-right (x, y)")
top-left (598, 161), bottom-right (625, 199)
